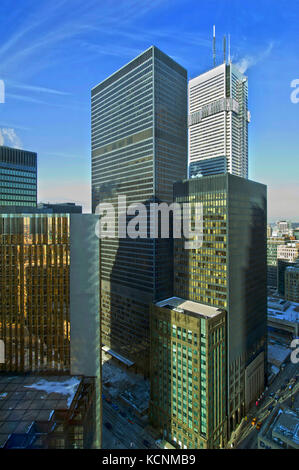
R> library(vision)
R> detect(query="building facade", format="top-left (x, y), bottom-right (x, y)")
top-left (277, 243), bottom-right (299, 263)
top-left (0, 146), bottom-right (37, 208)
top-left (173, 174), bottom-right (267, 433)
top-left (0, 213), bottom-right (101, 448)
top-left (188, 63), bottom-right (249, 179)
top-left (267, 237), bottom-right (289, 288)
top-left (91, 46), bottom-right (187, 374)
top-left (150, 297), bottom-right (227, 449)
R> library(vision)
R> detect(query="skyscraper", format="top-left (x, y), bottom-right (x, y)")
top-left (91, 46), bottom-right (187, 374)
top-left (0, 146), bottom-right (37, 207)
top-left (188, 62), bottom-right (250, 179)
top-left (150, 297), bottom-right (227, 449)
top-left (173, 173), bottom-right (267, 434)
top-left (0, 213), bottom-right (101, 448)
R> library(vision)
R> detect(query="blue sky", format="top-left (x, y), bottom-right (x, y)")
top-left (0, 0), bottom-right (298, 220)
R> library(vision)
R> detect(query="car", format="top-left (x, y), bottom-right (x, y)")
top-left (289, 384), bottom-right (294, 390)
top-left (256, 421), bottom-right (262, 430)
top-left (128, 418), bottom-right (134, 424)
top-left (111, 403), bottom-right (119, 410)
top-left (269, 392), bottom-right (275, 398)
top-left (143, 439), bottom-right (150, 448)
top-left (251, 417), bottom-right (257, 426)
top-left (274, 394), bottom-right (279, 401)
top-left (104, 422), bottom-right (112, 430)
top-left (268, 405), bottom-right (274, 412)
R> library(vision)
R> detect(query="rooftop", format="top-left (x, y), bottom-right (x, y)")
top-left (268, 297), bottom-right (299, 323)
top-left (0, 374), bottom-right (81, 448)
top-left (155, 297), bottom-right (224, 318)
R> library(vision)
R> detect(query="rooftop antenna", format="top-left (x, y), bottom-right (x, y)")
top-left (223, 35), bottom-right (226, 64)
top-left (228, 34), bottom-right (231, 63)
top-left (213, 25), bottom-right (216, 67)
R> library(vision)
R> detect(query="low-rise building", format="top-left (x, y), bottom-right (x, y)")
top-left (258, 406), bottom-right (299, 449)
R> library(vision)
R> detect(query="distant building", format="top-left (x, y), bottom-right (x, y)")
top-left (267, 237), bottom-right (290, 288)
top-left (188, 63), bottom-right (249, 178)
top-left (267, 225), bottom-right (272, 237)
top-left (258, 406), bottom-right (299, 449)
top-left (276, 220), bottom-right (290, 236)
top-left (277, 259), bottom-right (297, 297)
top-left (173, 174), bottom-right (267, 434)
top-left (267, 296), bottom-right (299, 340)
top-left (150, 297), bottom-right (227, 449)
top-left (0, 146), bottom-right (37, 207)
top-left (277, 243), bottom-right (299, 263)
top-left (285, 266), bottom-right (299, 303)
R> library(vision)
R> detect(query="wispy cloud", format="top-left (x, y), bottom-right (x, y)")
top-left (234, 41), bottom-right (275, 73)
top-left (0, 128), bottom-right (22, 149)
top-left (7, 80), bottom-right (70, 96)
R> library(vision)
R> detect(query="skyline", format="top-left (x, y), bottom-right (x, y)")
top-left (0, 0), bottom-right (298, 220)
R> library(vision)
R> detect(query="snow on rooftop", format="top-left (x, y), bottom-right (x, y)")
top-left (23, 377), bottom-right (81, 407)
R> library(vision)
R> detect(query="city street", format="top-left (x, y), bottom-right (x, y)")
top-left (102, 396), bottom-right (159, 449)
top-left (231, 361), bottom-right (299, 449)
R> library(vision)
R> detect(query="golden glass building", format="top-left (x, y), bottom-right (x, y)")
top-left (150, 297), bottom-right (227, 449)
top-left (0, 214), bottom-right (70, 372)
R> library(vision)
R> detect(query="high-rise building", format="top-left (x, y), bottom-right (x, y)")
top-left (150, 297), bottom-right (227, 449)
top-left (91, 46), bottom-right (187, 374)
top-left (285, 265), bottom-right (299, 302)
top-left (0, 146), bottom-right (37, 207)
top-left (173, 174), bottom-right (267, 434)
top-left (0, 213), bottom-right (101, 448)
top-left (188, 63), bottom-right (250, 179)
top-left (276, 220), bottom-right (290, 236)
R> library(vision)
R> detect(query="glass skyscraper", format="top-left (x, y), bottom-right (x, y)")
top-left (0, 146), bottom-right (37, 207)
top-left (173, 173), bottom-right (267, 435)
top-left (91, 46), bottom-right (187, 374)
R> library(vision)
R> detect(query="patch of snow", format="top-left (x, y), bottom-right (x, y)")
top-left (23, 377), bottom-right (81, 407)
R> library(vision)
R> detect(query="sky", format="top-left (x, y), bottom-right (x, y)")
top-left (0, 0), bottom-right (298, 221)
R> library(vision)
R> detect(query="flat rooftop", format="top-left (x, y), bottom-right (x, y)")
top-left (268, 297), bottom-right (299, 323)
top-left (0, 374), bottom-right (81, 448)
top-left (155, 297), bottom-right (224, 318)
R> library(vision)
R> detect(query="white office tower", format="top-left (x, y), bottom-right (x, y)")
top-left (188, 62), bottom-right (250, 178)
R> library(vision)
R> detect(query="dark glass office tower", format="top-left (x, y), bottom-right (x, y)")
top-left (173, 173), bottom-right (267, 434)
top-left (0, 146), bottom-right (37, 207)
top-left (91, 46), bottom-right (187, 374)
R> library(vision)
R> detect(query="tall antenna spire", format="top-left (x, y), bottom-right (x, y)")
top-left (213, 25), bottom-right (216, 67)
top-left (228, 34), bottom-right (231, 63)
top-left (223, 35), bottom-right (226, 64)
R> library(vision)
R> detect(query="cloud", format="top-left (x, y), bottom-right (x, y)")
top-left (7, 80), bottom-right (70, 96)
top-left (0, 128), bottom-right (22, 149)
top-left (235, 42), bottom-right (275, 73)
